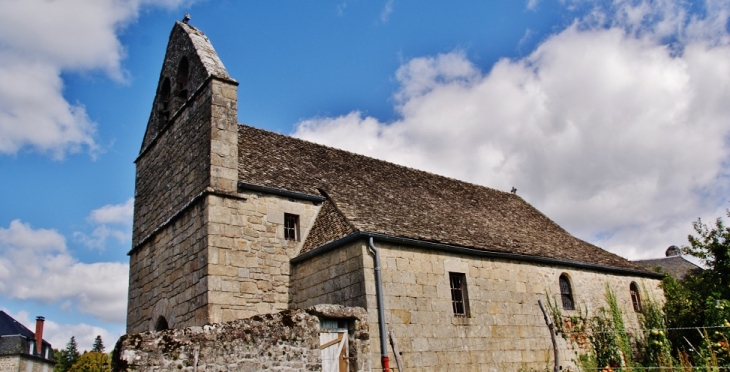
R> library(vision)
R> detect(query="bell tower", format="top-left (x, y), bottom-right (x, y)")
top-left (127, 19), bottom-right (239, 333)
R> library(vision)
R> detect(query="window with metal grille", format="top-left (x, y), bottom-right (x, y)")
top-left (559, 274), bottom-right (575, 310)
top-left (284, 213), bottom-right (299, 241)
top-left (449, 272), bottom-right (469, 317)
top-left (630, 282), bottom-right (641, 312)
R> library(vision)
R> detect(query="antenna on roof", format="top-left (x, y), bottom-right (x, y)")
top-left (182, 14), bottom-right (191, 24)
top-left (510, 187), bottom-right (517, 194)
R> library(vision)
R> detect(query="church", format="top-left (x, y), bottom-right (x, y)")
top-left (126, 20), bottom-right (663, 371)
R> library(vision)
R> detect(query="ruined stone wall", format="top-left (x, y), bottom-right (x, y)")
top-left (127, 201), bottom-right (208, 334)
top-left (206, 192), bottom-right (321, 324)
top-left (114, 307), bottom-right (371, 372)
top-left (291, 241), bottom-right (367, 309)
top-left (361, 242), bottom-right (664, 372)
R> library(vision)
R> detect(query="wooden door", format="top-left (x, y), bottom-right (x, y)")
top-left (320, 330), bottom-right (348, 372)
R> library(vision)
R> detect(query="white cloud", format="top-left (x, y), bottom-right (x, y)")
top-left (0, 220), bottom-right (129, 323)
top-left (5, 309), bottom-right (122, 352)
top-left (75, 198), bottom-right (134, 250)
top-left (380, 0), bottom-right (395, 22)
top-left (527, 0), bottom-right (540, 11)
top-left (294, 0), bottom-right (730, 260)
top-left (0, 0), bottom-right (195, 158)
top-left (88, 198), bottom-right (134, 225)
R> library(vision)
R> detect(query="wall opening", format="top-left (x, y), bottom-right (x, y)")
top-left (176, 57), bottom-right (189, 99)
top-left (154, 316), bottom-right (169, 331)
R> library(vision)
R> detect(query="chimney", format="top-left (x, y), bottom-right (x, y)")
top-left (34, 316), bottom-right (45, 357)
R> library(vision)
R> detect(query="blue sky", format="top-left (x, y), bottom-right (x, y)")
top-left (1, 0), bottom-right (729, 350)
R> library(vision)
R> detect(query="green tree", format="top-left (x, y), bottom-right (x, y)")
top-left (53, 348), bottom-right (68, 372)
top-left (662, 209), bottom-right (730, 364)
top-left (61, 336), bottom-right (81, 371)
top-left (68, 351), bottom-right (111, 372)
top-left (91, 335), bottom-right (104, 353)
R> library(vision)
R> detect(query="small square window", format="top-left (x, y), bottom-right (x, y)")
top-left (449, 272), bottom-right (469, 317)
top-left (284, 213), bottom-right (300, 241)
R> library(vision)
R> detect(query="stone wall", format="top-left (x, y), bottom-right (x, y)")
top-left (291, 241), bottom-right (367, 309)
top-left (0, 356), bottom-right (19, 372)
top-left (133, 82), bottom-right (212, 247)
top-left (206, 192), bottom-right (321, 324)
top-left (365, 242), bottom-right (664, 372)
top-left (0, 355), bottom-right (53, 372)
top-left (114, 307), bottom-right (370, 372)
top-left (293, 240), bottom-right (663, 372)
top-left (127, 201), bottom-right (208, 334)
top-left (129, 24), bottom-right (239, 333)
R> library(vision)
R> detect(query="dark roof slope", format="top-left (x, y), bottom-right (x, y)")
top-left (238, 124), bottom-right (649, 272)
top-left (0, 311), bottom-right (34, 338)
top-left (633, 256), bottom-right (702, 280)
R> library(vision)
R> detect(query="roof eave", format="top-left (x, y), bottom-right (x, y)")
top-left (292, 231), bottom-right (664, 279)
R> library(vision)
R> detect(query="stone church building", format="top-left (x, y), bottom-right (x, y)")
top-left (127, 20), bottom-right (663, 370)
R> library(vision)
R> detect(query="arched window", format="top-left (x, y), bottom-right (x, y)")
top-left (630, 282), bottom-right (642, 312)
top-left (154, 316), bottom-right (169, 331)
top-left (559, 274), bottom-right (575, 310)
top-left (159, 78), bottom-right (171, 105)
top-left (176, 57), bottom-right (189, 98)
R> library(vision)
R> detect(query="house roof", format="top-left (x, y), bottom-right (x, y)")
top-left (0, 311), bottom-right (34, 338)
top-left (633, 255), bottom-right (702, 280)
top-left (238, 125), bottom-right (654, 275)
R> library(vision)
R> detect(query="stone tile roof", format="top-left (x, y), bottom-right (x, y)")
top-left (238, 124), bottom-right (650, 272)
top-left (633, 255), bottom-right (702, 280)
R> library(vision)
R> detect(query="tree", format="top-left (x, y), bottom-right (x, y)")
top-left (92, 335), bottom-right (104, 353)
top-left (59, 336), bottom-right (81, 372)
top-left (53, 348), bottom-right (67, 372)
top-left (684, 210), bottom-right (730, 302)
top-left (68, 351), bottom-right (111, 372)
top-left (662, 210), bottom-right (730, 364)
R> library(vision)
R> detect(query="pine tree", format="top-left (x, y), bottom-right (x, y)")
top-left (92, 335), bottom-right (104, 353)
top-left (62, 336), bottom-right (80, 371)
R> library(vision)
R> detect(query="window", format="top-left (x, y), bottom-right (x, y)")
top-left (630, 282), bottom-right (641, 312)
top-left (284, 213), bottom-right (300, 241)
top-left (176, 57), bottom-right (189, 98)
top-left (449, 272), bottom-right (469, 317)
top-left (559, 274), bottom-right (575, 310)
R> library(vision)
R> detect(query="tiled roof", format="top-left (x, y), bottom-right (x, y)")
top-left (238, 124), bottom-right (650, 272)
top-left (0, 311), bottom-right (34, 338)
top-left (633, 255), bottom-right (702, 280)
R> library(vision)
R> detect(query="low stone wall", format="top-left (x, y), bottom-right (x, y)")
top-left (113, 306), bottom-right (370, 372)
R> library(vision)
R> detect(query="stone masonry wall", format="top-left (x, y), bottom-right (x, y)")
top-left (127, 201), bottom-right (208, 334)
top-left (115, 309), bottom-right (320, 372)
top-left (0, 356), bottom-right (20, 372)
top-left (133, 84), bottom-right (212, 247)
top-left (114, 307), bottom-right (371, 372)
top-left (0, 355), bottom-right (53, 372)
top-left (206, 192), bottom-right (321, 324)
top-left (361, 242), bottom-right (664, 372)
top-left (291, 241), bottom-right (367, 309)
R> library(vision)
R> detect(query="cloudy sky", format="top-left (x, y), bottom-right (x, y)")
top-left (1, 0), bottom-right (728, 350)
